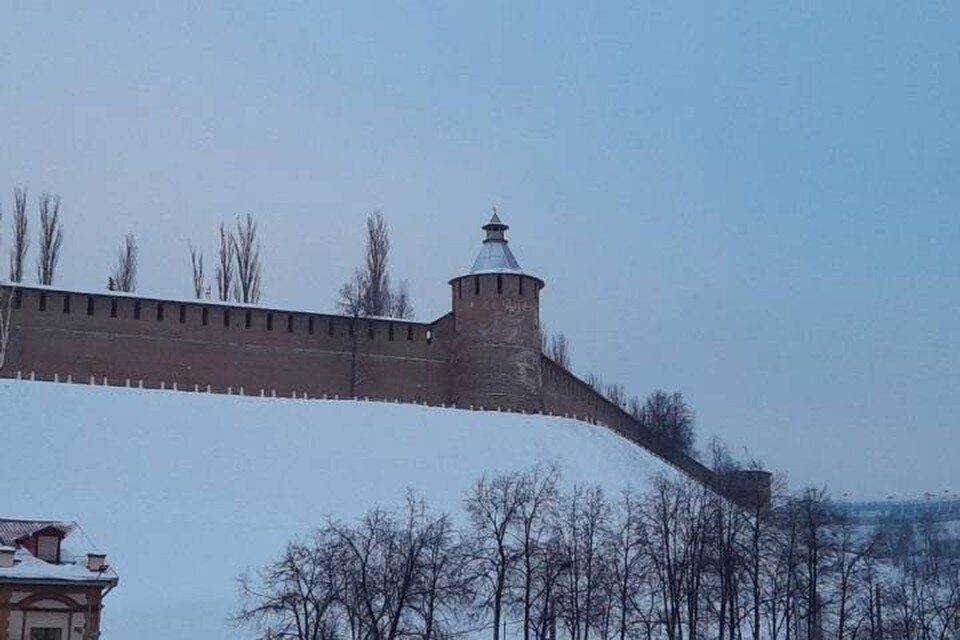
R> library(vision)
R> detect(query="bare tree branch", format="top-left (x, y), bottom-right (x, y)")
top-left (216, 222), bottom-right (236, 302)
top-left (110, 233), bottom-right (138, 292)
top-left (36, 193), bottom-right (63, 285)
top-left (9, 188), bottom-right (29, 283)
top-left (190, 244), bottom-right (206, 299)
top-left (233, 213), bottom-right (262, 304)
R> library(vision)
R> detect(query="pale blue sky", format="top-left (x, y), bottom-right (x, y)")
top-left (1, 2), bottom-right (957, 499)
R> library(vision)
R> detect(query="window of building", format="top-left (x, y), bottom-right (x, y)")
top-left (426, 329), bottom-right (433, 344)
top-left (388, 324), bottom-right (394, 341)
top-left (308, 317), bottom-right (315, 335)
top-left (266, 313), bottom-right (274, 331)
top-left (179, 304), bottom-right (186, 324)
top-left (348, 322), bottom-right (354, 337)
top-left (36, 535), bottom-right (60, 563)
top-left (13, 289), bottom-right (22, 309)
top-left (407, 325), bottom-right (414, 341)
top-left (368, 323), bottom-right (375, 339)
top-left (458, 280), bottom-right (462, 300)
top-left (287, 314), bottom-right (294, 333)
top-left (202, 307), bottom-right (209, 326)
top-left (39, 293), bottom-right (47, 311)
top-left (134, 301), bottom-right (141, 320)
top-left (156, 303), bottom-right (164, 322)
top-left (328, 320), bottom-right (334, 336)
top-left (497, 275), bottom-right (503, 294)
top-left (474, 276), bottom-right (480, 296)
top-left (87, 296), bottom-right (95, 316)
top-left (223, 309), bottom-right (231, 327)
top-left (110, 299), bottom-right (118, 318)
top-left (30, 628), bottom-right (62, 640)
top-left (245, 311), bottom-right (252, 329)
top-left (519, 276), bottom-right (525, 296)
top-left (62, 295), bottom-right (70, 314)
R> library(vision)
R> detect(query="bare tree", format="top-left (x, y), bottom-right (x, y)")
top-left (35, 193), bottom-right (63, 285)
top-left (110, 233), bottom-right (138, 292)
top-left (510, 466), bottom-right (561, 640)
top-left (556, 485), bottom-right (610, 640)
top-left (216, 223), bottom-right (235, 302)
top-left (234, 534), bottom-right (344, 640)
top-left (362, 211), bottom-right (391, 317)
top-left (637, 390), bottom-right (696, 454)
top-left (465, 472), bottom-right (525, 640)
top-left (548, 334), bottom-right (571, 370)
top-left (233, 214), bottom-right (262, 304)
top-left (333, 494), bottom-right (448, 640)
top-left (190, 244), bottom-right (205, 299)
top-left (9, 188), bottom-right (29, 283)
top-left (338, 211), bottom-right (414, 319)
top-left (391, 280), bottom-right (414, 320)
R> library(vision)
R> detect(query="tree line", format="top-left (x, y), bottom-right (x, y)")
top-left (0, 189), bottom-right (415, 319)
top-left (233, 462), bottom-right (960, 640)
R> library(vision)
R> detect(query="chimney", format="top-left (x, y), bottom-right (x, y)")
top-left (0, 546), bottom-right (15, 568)
top-left (86, 552), bottom-right (107, 572)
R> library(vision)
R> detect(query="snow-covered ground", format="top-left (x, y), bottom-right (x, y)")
top-left (1, 379), bottom-right (678, 639)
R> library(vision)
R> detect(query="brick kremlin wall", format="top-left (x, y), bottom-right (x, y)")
top-left (1, 285), bottom-right (452, 404)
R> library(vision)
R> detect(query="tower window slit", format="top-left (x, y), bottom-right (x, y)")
top-left (287, 314), bottom-right (294, 333)
top-left (134, 301), bottom-right (141, 320)
top-left (110, 299), bottom-right (118, 318)
top-left (458, 280), bottom-right (462, 300)
top-left (87, 296), bottom-right (95, 316)
top-left (328, 320), bottom-right (334, 336)
top-left (245, 311), bottom-right (252, 329)
top-left (368, 323), bottom-right (375, 339)
top-left (407, 325), bottom-right (414, 341)
top-left (156, 303), bottom-right (164, 322)
top-left (308, 317), bottom-right (315, 334)
top-left (519, 276), bottom-right (525, 295)
top-left (474, 276), bottom-right (480, 295)
top-left (62, 295), bottom-right (70, 314)
top-left (39, 293), bottom-right (47, 311)
top-left (223, 309), bottom-right (231, 327)
top-left (179, 304), bottom-right (186, 324)
top-left (202, 307), bottom-right (209, 326)
top-left (497, 275), bottom-right (503, 294)
top-left (266, 313), bottom-right (273, 331)
top-left (388, 324), bottom-right (394, 341)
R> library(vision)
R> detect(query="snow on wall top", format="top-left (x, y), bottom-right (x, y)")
top-left (2, 379), bottom-right (678, 640)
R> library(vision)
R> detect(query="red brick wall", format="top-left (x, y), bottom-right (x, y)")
top-left (2, 286), bottom-right (451, 404)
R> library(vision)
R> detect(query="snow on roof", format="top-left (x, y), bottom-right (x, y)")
top-left (470, 239), bottom-right (523, 273)
top-left (0, 519), bottom-right (117, 585)
top-left (465, 214), bottom-right (533, 276)
top-left (0, 519), bottom-right (73, 545)
top-left (2, 378), bottom-right (678, 639)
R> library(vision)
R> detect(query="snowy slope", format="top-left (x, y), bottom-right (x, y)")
top-left (1, 380), bottom-right (678, 640)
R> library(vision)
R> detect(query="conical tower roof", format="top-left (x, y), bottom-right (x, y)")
top-left (469, 211), bottom-right (523, 274)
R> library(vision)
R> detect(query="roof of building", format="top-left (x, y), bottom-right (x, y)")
top-left (0, 518), bottom-right (118, 586)
top-left (468, 212), bottom-right (526, 275)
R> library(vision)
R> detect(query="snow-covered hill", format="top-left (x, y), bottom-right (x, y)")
top-left (2, 380), bottom-right (679, 639)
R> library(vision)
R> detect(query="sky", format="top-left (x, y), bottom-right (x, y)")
top-left (1, 2), bottom-right (957, 500)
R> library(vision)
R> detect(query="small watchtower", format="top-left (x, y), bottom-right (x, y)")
top-left (449, 213), bottom-right (544, 411)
